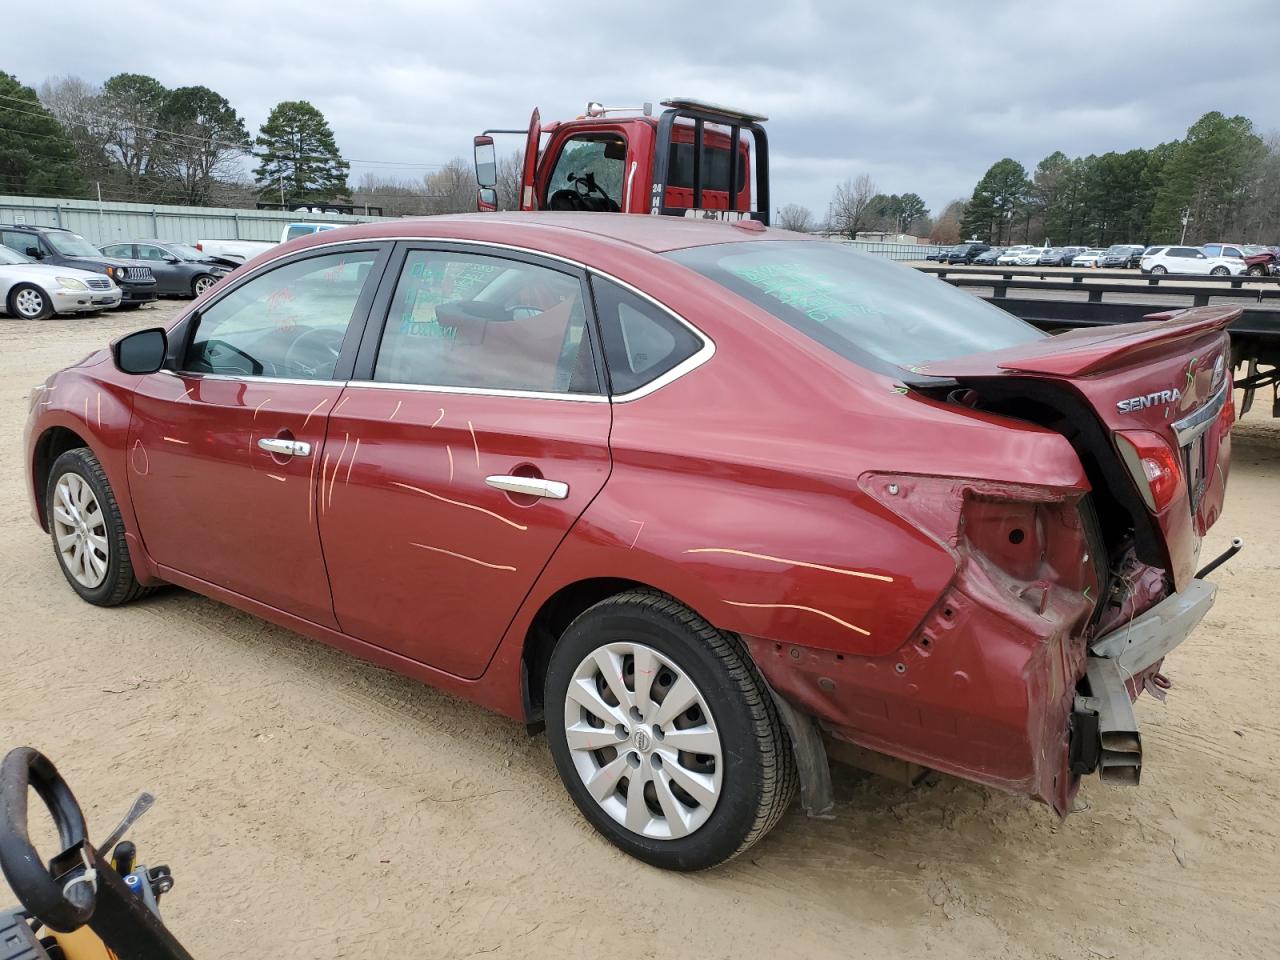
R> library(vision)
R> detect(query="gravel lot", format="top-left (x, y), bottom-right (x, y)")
top-left (2, 300), bottom-right (1278, 959)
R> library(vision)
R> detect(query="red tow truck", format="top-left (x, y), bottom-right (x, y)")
top-left (472, 98), bottom-right (770, 223)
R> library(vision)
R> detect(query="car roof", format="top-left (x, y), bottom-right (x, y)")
top-left (285, 212), bottom-right (810, 259)
top-left (0, 223), bottom-right (67, 232)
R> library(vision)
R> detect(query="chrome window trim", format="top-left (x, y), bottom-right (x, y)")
top-left (158, 370), bottom-right (348, 388)
top-left (346, 381), bottom-right (609, 404)
top-left (192, 235), bottom-right (716, 403)
top-left (1171, 380), bottom-right (1229, 447)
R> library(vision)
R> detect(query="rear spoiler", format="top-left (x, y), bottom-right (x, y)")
top-left (921, 305), bottom-right (1242, 379)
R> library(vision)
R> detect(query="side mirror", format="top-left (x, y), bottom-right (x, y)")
top-left (113, 328), bottom-right (168, 375)
top-left (163, 256), bottom-right (180, 264)
top-left (477, 187), bottom-right (497, 212)
top-left (26, 247), bottom-right (42, 259)
top-left (473, 135), bottom-right (497, 189)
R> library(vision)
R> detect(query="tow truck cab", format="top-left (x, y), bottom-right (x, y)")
top-left (473, 99), bottom-right (770, 223)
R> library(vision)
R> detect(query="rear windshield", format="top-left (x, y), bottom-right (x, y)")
top-left (666, 240), bottom-right (1043, 375)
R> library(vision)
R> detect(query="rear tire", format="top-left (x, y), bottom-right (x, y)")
top-left (46, 448), bottom-right (151, 606)
top-left (8, 283), bottom-right (53, 320)
top-left (545, 590), bottom-right (796, 871)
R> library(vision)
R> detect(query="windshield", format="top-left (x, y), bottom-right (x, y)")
top-left (45, 232), bottom-right (104, 257)
top-left (0, 246), bottom-right (32, 265)
top-left (1104, 245), bottom-right (1130, 254)
top-left (1243, 245), bottom-right (1268, 255)
top-left (168, 242), bottom-right (206, 260)
top-left (666, 240), bottom-right (1043, 376)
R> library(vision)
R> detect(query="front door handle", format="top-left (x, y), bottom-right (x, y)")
top-left (258, 437), bottom-right (311, 457)
top-left (485, 475), bottom-right (568, 500)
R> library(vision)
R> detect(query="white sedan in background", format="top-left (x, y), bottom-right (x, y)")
top-left (0, 245), bottom-right (121, 319)
top-left (1140, 246), bottom-right (1248, 277)
top-left (995, 247), bottom-right (1030, 265)
top-left (1072, 249), bottom-right (1107, 267)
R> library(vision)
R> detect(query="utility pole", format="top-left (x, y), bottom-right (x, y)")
top-left (1180, 209), bottom-right (1190, 245)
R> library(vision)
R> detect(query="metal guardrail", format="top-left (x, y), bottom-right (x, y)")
top-left (837, 239), bottom-right (946, 262)
top-left (916, 264), bottom-right (1280, 291)
top-left (916, 264), bottom-right (1280, 368)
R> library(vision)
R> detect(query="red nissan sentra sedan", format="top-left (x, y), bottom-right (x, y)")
top-left (25, 213), bottom-right (1236, 870)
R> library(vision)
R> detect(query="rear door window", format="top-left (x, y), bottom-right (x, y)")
top-left (372, 250), bottom-right (600, 394)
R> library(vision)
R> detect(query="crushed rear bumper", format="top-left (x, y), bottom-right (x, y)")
top-left (1071, 579), bottom-right (1217, 784)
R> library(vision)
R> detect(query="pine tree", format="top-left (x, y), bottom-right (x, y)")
top-left (253, 101), bottom-right (349, 202)
top-left (0, 71), bottom-right (83, 196)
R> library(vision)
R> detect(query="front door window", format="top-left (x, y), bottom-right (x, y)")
top-left (185, 251), bottom-right (377, 380)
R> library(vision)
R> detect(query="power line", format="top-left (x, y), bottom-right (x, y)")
top-left (0, 91), bottom-right (446, 168)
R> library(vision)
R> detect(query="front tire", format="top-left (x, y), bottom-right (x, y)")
top-left (192, 274), bottom-right (217, 297)
top-left (1210, 266), bottom-right (1230, 276)
top-left (1247, 264), bottom-right (1266, 277)
top-left (545, 590), bottom-right (795, 870)
top-left (1151, 265), bottom-right (1167, 275)
top-left (8, 283), bottom-right (52, 320)
top-left (46, 448), bottom-right (149, 606)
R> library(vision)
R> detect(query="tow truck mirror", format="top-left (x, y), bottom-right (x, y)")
top-left (113, 328), bottom-right (168, 375)
top-left (477, 187), bottom-right (498, 212)
top-left (473, 136), bottom-right (497, 189)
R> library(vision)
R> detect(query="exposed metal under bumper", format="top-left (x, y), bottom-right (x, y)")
top-left (1080, 658), bottom-right (1143, 784)
top-left (1075, 579), bottom-right (1219, 786)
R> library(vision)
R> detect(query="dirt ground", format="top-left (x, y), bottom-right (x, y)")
top-left (2, 301), bottom-right (1277, 959)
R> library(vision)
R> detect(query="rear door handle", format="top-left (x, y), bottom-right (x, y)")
top-left (485, 475), bottom-right (569, 500)
top-left (258, 437), bottom-right (311, 457)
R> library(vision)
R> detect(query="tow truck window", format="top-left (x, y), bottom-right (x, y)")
top-left (545, 135), bottom-right (625, 212)
top-left (667, 141), bottom-right (744, 194)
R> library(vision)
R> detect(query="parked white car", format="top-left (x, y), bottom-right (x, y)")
top-left (0, 245), bottom-right (120, 319)
top-left (1140, 246), bottom-right (1248, 277)
top-left (194, 223), bottom-right (343, 265)
top-left (1013, 247), bottom-right (1047, 265)
top-left (1072, 249), bottom-right (1107, 267)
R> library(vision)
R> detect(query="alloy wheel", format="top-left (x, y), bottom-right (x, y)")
top-left (52, 473), bottom-right (109, 588)
top-left (194, 276), bottom-right (216, 296)
top-left (14, 287), bottom-right (46, 318)
top-left (562, 641), bottom-right (723, 840)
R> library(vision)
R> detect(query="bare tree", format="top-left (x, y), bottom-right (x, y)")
top-left (39, 75), bottom-right (111, 183)
top-left (424, 157), bottom-right (479, 214)
top-left (829, 174), bottom-right (877, 239)
top-left (351, 173), bottom-right (432, 217)
top-left (494, 150), bottom-right (523, 211)
top-left (776, 203), bottom-right (814, 232)
top-left (929, 199), bottom-right (968, 245)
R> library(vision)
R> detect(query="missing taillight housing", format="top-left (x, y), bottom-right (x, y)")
top-left (1114, 430), bottom-right (1184, 513)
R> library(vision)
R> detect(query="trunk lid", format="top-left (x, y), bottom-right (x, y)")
top-left (920, 306), bottom-right (1238, 590)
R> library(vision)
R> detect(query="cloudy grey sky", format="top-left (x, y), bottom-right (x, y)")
top-left (11, 1), bottom-right (1280, 219)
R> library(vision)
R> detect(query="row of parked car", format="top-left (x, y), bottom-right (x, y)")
top-left (0, 221), bottom-right (340, 320)
top-left (930, 240), bottom-right (1280, 276)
